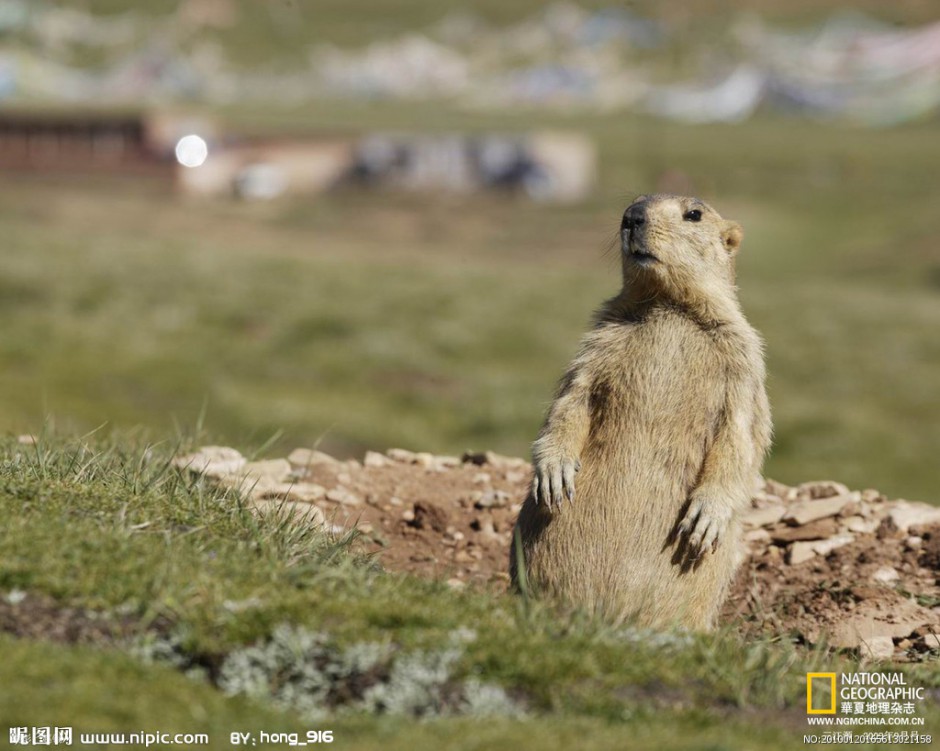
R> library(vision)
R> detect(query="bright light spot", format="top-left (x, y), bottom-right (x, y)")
top-left (175, 134), bottom-right (208, 168)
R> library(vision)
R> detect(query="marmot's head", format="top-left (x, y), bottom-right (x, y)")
top-left (620, 194), bottom-right (743, 292)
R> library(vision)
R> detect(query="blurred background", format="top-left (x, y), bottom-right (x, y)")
top-left (0, 0), bottom-right (937, 500)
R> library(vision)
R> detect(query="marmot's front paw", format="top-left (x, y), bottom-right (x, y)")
top-left (677, 497), bottom-right (732, 555)
top-left (532, 455), bottom-right (580, 511)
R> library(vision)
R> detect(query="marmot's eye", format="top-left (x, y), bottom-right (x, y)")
top-left (683, 209), bottom-right (702, 222)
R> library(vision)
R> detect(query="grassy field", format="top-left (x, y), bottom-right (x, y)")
top-left (2, 435), bottom-right (937, 749)
top-left (1, 3), bottom-right (939, 747)
top-left (1, 108), bottom-right (938, 500)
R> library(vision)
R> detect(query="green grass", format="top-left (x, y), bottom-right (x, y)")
top-left (2, 435), bottom-right (937, 749)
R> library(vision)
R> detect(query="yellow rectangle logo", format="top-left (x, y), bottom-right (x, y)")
top-left (806, 672), bottom-right (837, 714)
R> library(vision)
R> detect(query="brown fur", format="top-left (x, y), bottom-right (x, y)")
top-left (510, 194), bottom-right (772, 631)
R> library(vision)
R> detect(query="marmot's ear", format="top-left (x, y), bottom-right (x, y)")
top-left (721, 221), bottom-right (743, 255)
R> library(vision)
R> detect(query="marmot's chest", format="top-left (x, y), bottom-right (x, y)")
top-left (588, 321), bottom-right (732, 440)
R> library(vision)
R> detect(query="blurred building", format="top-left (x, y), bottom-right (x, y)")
top-left (0, 109), bottom-right (596, 202)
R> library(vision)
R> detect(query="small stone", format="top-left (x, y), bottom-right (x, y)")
top-left (336, 472), bottom-right (352, 485)
top-left (446, 578), bottom-right (466, 589)
top-left (434, 455), bottom-right (461, 469)
top-left (743, 505), bottom-right (786, 528)
top-left (386, 448), bottom-right (417, 463)
top-left (475, 490), bottom-right (510, 509)
top-left (389, 496), bottom-right (403, 506)
top-left (812, 533), bottom-right (854, 556)
top-left (326, 487), bottom-right (362, 506)
top-left (843, 515), bottom-right (879, 534)
top-left (859, 636), bottom-right (895, 660)
top-left (905, 536), bottom-right (923, 550)
top-left (258, 482), bottom-right (326, 503)
top-left (796, 480), bottom-right (851, 500)
top-left (788, 542), bottom-right (817, 565)
top-left (16, 434), bottom-right (36, 445)
top-left (764, 479), bottom-right (791, 498)
top-left (364, 451), bottom-right (388, 468)
top-left (861, 488), bottom-right (886, 504)
top-left (744, 528), bottom-right (771, 545)
top-left (239, 459), bottom-right (292, 483)
top-left (415, 452), bottom-right (435, 468)
top-left (888, 502), bottom-right (940, 534)
top-left (473, 473), bottom-right (492, 485)
top-left (172, 446), bottom-right (246, 479)
top-left (783, 495), bottom-right (854, 526)
top-left (401, 509), bottom-right (415, 522)
top-left (923, 634), bottom-right (940, 650)
top-left (770, 518), bottom-right (838, 543)
top-left (357, 522), bottom-right (374, 534)
top-left (454, 551), bottom-right (473, 563)
top-left (871, 566), bottom-right (900, 585)
top-left (287, 448), bottom-right (336, 468)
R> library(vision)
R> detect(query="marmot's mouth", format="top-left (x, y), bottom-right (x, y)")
top-left (631, 250), bottom-right (658, 265)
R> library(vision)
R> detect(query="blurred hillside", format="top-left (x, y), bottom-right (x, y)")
top-left (0, 1), bottom-right (938, 501)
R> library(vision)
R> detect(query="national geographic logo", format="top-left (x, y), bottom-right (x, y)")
top-left (807, 673), bottom-right (837, 715)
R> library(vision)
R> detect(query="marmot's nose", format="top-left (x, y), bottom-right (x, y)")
top-left (622, 204), bottom-right (647, 232)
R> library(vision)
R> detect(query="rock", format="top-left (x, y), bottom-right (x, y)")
top-left (812, 534), bottom-right (854, 556)
top-left (446, 578), bottom-right (466, 589)
top-left (415, 452), bottom-right (436, 468)
top-left (796, 480), bottom-right (851, 500)
top-left (923, 634), bottom-right (940, 650)
top-left (475, 490), bottom-right (510, 509)
top-left (435, 455), bottom-right (461, 469)
top-left (764, 478), bottom-right (791, 498)
top-left (789, 542), bottom-right (817, 565)
top-left (258, 482), bottom-right (326, 503)
top-left (859, 636), bottom-right (895, 660)
top-left (871, 566), bottom-right (900, 585)
top-left (744, 528), bottom-right (771, 545)
top-left (905, 536), bottom-right (923, 550)
top-left (252, 499), bottom-right (325, 526)
top-left (472, 472), bottom-right (492, 485)
top-left (172, 446), bottom-right (246, 478)
top-left (239, 459), bottom-right (292, 483)
top-left (505, 470), bottom-right (528, 484)
top-left (743, 505), bottom-right (786, 528)
top-left (364, 451), bottom-right (389, 468)
top-left (827, 597), bottom-right (934, 648)
top-left (783, 495), bottom-right (854, 526)
top-left (843, 515), bottom-right (880, 535)
top-left (17, 434), bottom-right (36, 445)
top-left (861, 488), bottom-right (886, 504)
top-left (770, 518), bottom-right (838, 542)
top-left (287, 448), bottom-right (337, 468)
top-left (887, 502), bottom-right (940, 534)
top-left (386, 448), bottom-right (417, 463)
top-left (389, 496), bottom-right (403, 507)
top-left (462, 450), bottom-right (528, 469)
top-left (325, 487), bottom-right (362, 506)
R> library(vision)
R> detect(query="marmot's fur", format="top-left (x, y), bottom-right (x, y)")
top-left (511, 194), bottom-right (771, 631)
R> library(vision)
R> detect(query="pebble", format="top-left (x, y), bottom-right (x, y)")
top-left (364, 451), bottom-right (389, 468)
top-left (859, 636), bottom-right (895, 660)
top-left (871, 566), bottom-right (900, 585)
top-left (287, 448), bottom-right (337, 468)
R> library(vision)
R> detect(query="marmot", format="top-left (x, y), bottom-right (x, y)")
top-left (510, 194), bottom-right (771, 631)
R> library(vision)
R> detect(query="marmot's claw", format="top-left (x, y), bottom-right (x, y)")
top-left (533, 456), bottom-right (579, 512)
top-left (678, 497), bottom-right (730, 555)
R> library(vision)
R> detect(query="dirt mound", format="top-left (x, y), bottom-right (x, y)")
top-left (175, 447), bottom-right (940, 660)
